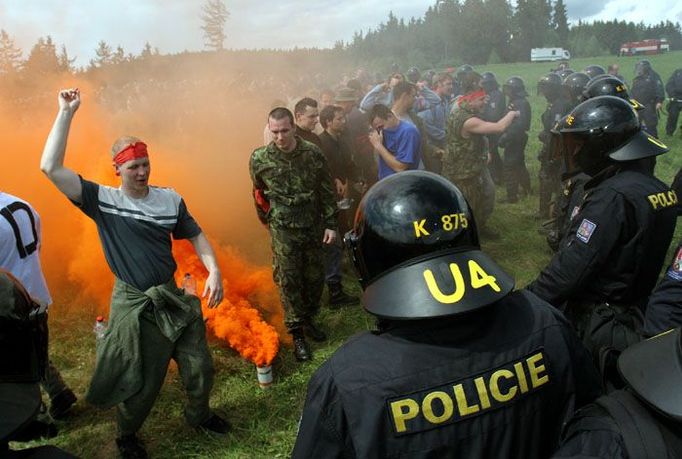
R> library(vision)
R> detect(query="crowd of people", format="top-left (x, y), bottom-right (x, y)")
top-left (2, 57), bottom-right (682, 458)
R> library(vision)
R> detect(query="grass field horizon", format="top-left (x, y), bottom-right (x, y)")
top-left (12, 50), bottom-right (682, 458)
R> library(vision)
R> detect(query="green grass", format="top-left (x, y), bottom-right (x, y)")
top-left (13, 50), bottom-right (682, 458)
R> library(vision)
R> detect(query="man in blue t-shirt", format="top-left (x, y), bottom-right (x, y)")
top-left (368, 104), bottom-right (422, 180)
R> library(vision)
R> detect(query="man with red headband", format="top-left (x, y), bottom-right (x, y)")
top-left (442, 72), bottom-right (519, 235)
top-left (40, 88), bottom-right (229, 459)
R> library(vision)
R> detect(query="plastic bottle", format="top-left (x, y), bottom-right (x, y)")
top-left (93, 316), bottom-right (107, 339)
top-left (182, 272), bottom-right (197, 295)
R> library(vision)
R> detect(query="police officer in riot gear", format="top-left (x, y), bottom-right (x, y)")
top-left (537, 73), bottom-right (571, 219)
top-left (528, 96), bottom-right (678, 359)
top-left (631, 59), bottom-right (665, 137)
top-left (500, 76), bottom-right (532, 202)
top-left (406, 67), bottom-right (421, 84)
top-left (583, 65), bottom-right (606, 80)
top-left (665, 68), bottom-right (682, 136)
top-left (292, 171), bottom-right (601, 459)
top-left (544, 77), bottom-right (645, 251)
top-left (481, 71), bottom-right (505, 184)
top-left (554, 328), bottom-right (682, 458)
top-left (582, 75), bottom-right (644, 110)
top-left (557, 68), bottom-right (575, 80)
top-left (562, 72), bottom-right (591, 110)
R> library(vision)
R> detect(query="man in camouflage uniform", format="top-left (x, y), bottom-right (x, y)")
top-left (249, 107), bottom-right (338, 362)
top-left (443, 73), bottom-right (518, 234)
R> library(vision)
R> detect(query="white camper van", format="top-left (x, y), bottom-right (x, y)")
top-left (530, 48), bottom-right (571, 62)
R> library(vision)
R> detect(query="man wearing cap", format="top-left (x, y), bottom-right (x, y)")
top-left (553, 328), bottom-right (682, 458)
top-left (528, 96), bottom-right (677, 359)
top-left (292, 171), bottom-right (600, 458)
top-left (631, 60), bottom-right (665, 137)
top-left (40, 88), bottom-right (229, 459)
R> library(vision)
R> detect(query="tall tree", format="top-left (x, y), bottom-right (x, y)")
top-left (23, 36), bottom-right (60, 76)
top-left (0, 29), bottom-right (23, 74)
top-left (552, 0), bottom-right (569, 47)
top-left (57, 45), bottom-right (76, 73)
top-left (201, 0), bottom-right (229, 51)
top-left (90, 40), bottom-right (112, 68)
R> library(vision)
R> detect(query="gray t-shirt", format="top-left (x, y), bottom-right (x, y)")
top-left (75, 178), bottom-right (201, 291)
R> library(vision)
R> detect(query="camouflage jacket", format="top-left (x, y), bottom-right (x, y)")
top-left (249, 137), bottom-right (337, 230)
top-left (443, 106), bottom-right (485, 181)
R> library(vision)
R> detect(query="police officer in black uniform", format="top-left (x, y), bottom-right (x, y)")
top-left (528, 96), bottom-right (678, 358)
top-left (583, 65), bottom-right (606, 80)
top-left (481, 71), bottom-right (505, 184)
top-left (500, 76), bottom-right (532, 203)
top-left (643, 240), bottom-right (682, 337)
top-left (562, 72), bottom-right (590, 110)
top-left (553, 328), bottom-right (682, 458)
top-left (665, 68), bottom-right (682, 136)
top-left (538, 72), bottom-right (571, 220)
top-left (292, 171), bottom-right (601, 459)
top-left (631, 59), bottom-right (665, 137)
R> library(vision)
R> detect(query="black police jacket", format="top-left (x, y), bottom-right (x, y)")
top-left (552, 392), bottom-right (682, 458)
top-left (292, 290), bottom-right (601, 459)
top-left (528, 162), bottom-right (678, 307)
top-left (644, 239), bottom-right (682, 337)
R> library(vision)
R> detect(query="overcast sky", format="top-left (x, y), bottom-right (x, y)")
top-left (1, 0), bottom-right (680, 67)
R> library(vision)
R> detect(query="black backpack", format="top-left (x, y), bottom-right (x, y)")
top-left (595, 390), bottom-right (682, 459)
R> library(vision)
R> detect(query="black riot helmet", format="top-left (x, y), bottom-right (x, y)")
top-left (635, 59), bottom-right (652, 77)
top-left (344, 171), bottom-right (514, 319)
top-left (456, 64), bottom-right (474, 82)
top-left (480, 71), bottom-right (499, 92)
top-left (582, 75), bottom-right (645, 111)
top-left (503, 76), bottom-right (528, 97)
top-left (562, 72), bottom-right (591, 104)
top-left (583, 64), bottom-right (606, 79)
top-left (618, 328), bottom-right (682, 421)
top-left (557, 68), bottom-right (575, 80)
top-left (537, 72), bottom-right (563, 100)
top-left (551, 96), bottom-right (669, 176)
top-left (406, 66), bottom-right (421, 84)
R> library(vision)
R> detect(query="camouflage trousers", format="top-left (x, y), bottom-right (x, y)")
top-left (270, 225), bottom-right (325, 332)
top-left (445, 173), bottom-right (487, 228)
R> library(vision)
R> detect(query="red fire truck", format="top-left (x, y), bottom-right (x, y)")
top-left (619, 38), bottom-right (670, 56)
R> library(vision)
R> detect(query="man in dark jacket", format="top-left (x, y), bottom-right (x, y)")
top-left (528, 96), bottom-right (678, 358)
top-left (554, 328), bottom-right (682, 459)
top-left (292, 171), bottom-right (601, 459)
top-left (500, 76), bottom-right (532, 203)
top-left (631, 60), bottom-right (665, 137)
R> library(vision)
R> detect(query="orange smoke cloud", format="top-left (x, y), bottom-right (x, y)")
top-left (2, 69), bottom-right (288, 365)
top-left (173, 241), bottom-right (280, 367)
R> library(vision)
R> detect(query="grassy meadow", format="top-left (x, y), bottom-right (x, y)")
top-left (17, 50), bottom-right (682, 458)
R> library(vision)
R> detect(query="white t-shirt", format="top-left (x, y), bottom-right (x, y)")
top-left (0, 192), bottom-right (52, 308)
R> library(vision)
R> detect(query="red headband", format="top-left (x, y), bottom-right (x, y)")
top-left (458, 89), bottom-right (487, 106)
top-left (113, 142), bottom-right (149, 166)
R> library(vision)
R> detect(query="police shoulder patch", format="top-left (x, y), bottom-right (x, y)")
top-left (576, 218), bottom-right (597, 244)
top-left (666, 247), bottom-right (682, 281)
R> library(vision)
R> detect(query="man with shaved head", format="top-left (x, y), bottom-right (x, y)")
top-left (40, 88), bottom-right (229, 459)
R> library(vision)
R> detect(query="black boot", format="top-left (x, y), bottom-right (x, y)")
top-left (116, 434), bottom-right (148, 459)
top-left (49, 387), bottom-right (77, 419)
top-left (303, 320), bottom-right (327, 342)
top-left (328, 282), bottom-right (358, 308)
top-left (291, 330), bottom-right (311, 361)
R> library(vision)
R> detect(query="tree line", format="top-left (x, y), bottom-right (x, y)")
top-left (341, 0), bottom-right (682, 69)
